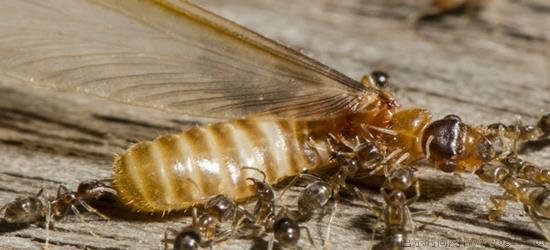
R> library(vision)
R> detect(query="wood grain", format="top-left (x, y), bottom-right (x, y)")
top-left (0, 0), bottom-right (549, 249)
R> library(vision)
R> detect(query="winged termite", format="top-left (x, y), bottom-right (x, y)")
top-left (0, 0), bottom-right (549, 245)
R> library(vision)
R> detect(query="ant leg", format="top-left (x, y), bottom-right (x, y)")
top-left (56, 185), bottom-right (69, 197)
top-left (77, 200), bottom-right (110, 221)
top-left (267, 233), bottom-right (275, 250)
top-left (487, 193), bottom-right (514, 221)
top-left (69, 204), bottom-right (98, 237)
top-left (487, 113), bottom-right (550, 150)
top-left (404, 205), bottom-right (418, 250)
top-left (347, 184), bottom-right (376, 213)
top-left (44, 201), bottom-right (51, 250)
top-left (163, 228), bottom-right (178, 250)
top-left (300, 225), bottom-right (315, 247)
top-left (453, 173), bottom-right (466, 188)
top-left (277, 173), bottom-right (322, 202)
top-left (524, 205), bottom-right (550, 241)
top-left (368, 204), bottom-right (384, 250)
top-left (406, 180), bottom-right (421, 206)
top-left (323, 201), bottom-right (338, 250)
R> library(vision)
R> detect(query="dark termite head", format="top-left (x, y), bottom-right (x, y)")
top-left (173, 227), bottom-right (201, 250)
top-left (273, 217), bottom-right (301, 248)
top-left (422, 114), bottom-right (492, 173)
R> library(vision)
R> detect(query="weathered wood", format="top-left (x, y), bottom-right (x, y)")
top-left (0, 0), bottom-right (549, 249)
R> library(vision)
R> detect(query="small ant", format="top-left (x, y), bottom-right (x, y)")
top-left (0, 179), bottom-right (114, 226)
top-left (0, 188), bottom-right (48, 225)
top-left (238, 167), bottom-right (314, 249)
top-left (163, 194), bottom-right (239, 250)
top-left (476, 162), bottom-right (550, 240)
top-left (278, 134), bottom-right (384, 248)
top-left (373, 167), bottom-right (425, 249)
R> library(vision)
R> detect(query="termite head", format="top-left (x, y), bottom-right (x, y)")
top-left (422, 114), bottom-right (492, 173)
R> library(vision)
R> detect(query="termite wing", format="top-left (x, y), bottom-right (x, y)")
top-left (0, 0), bottom-right (548, 246)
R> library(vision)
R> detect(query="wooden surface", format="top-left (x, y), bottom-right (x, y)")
top-left (1, 0), bottom-right (549, 249)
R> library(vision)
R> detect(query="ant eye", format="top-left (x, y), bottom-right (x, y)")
top-left (370, 71), bottom-right (389, 88)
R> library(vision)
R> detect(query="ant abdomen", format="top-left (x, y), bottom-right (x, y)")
top-left (272, 217), bottom-right (301, 248)
top-left (173, 228), bottom-right (202, 250)
top-left (3, 196), bottom-right (44, 224)
top-left (383, 227), bottom-right (406, 250)
top-left (296, 181), bottom-right (331, 221)
top-left (528, 188), bottom-right (550, 218)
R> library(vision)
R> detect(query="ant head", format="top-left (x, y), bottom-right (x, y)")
top-left (246, 178), bottom-right (274, 201)
top-left (174, 228), bottom-right (201, 250)
top-left (362, 70), bottom-right (389, 89)
top-left (422, 115), bottom-right (492, 173)
top-left (273, 217), bottom-right (300, 247)
top-left (386, 168), bottom-right (416, 191)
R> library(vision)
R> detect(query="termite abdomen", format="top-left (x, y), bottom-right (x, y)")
top-left (113, 118), bottom-right (323, 212)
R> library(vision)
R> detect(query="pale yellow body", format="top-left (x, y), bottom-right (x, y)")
top-left (113, 117), bottom-right (336, 212)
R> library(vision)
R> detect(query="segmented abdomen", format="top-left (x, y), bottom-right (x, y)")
top-left (113, 117), bottom-right (330, 212)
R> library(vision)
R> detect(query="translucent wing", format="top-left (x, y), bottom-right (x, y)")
top-left (0, 0), bottom-right (376, 119)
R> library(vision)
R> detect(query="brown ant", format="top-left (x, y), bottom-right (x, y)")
top-left (0, 179), bottom-right (115, 248)
top-left (476, 162), bottom-right (550, 240)
top-left (238, 167), bottom-right (314, 249)
top-left (277, 134), bottom-right (385, 248)
top-left (371, 167), bottom-right (429, 250)
top-left (0, 188), bottom-right (48, 226)
top-left (163, 194), bottom-right (241, 250)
